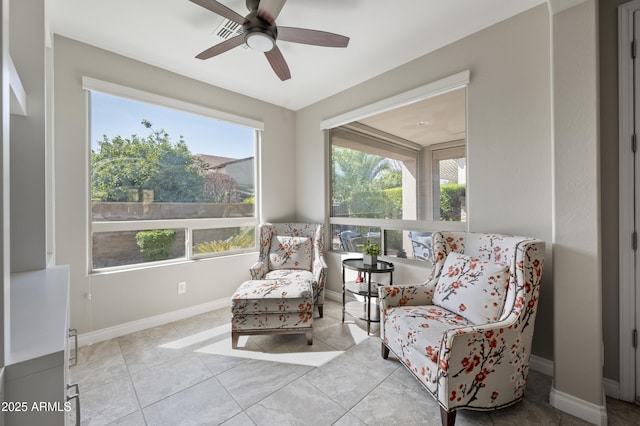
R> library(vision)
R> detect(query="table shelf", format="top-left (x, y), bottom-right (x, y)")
top-left (342, 258), bottom-right (394, 335)
top-left (344, 281), bottom-right (382, 297)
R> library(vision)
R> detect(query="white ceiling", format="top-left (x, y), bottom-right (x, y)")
top-left (48, 0), bottom-right (545, 112)
top-left (359, 88), bottom-right (467, 147)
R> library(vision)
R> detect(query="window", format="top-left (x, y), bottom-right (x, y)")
top-left (432, 142), bottom-right (466, 222)
top-left (324, 72), bottom-right (469, 263)
top-left (86, 79), bottom-right (261, 271)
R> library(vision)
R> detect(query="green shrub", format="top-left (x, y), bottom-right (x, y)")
top-left (194, 229), bottom-right (255, 254)
top-left (135, 229), bottom-right (176, 261)
top-left (351, 188), bottom-right (402, 219)
top-left (440, 183), bottom-right (466, 221)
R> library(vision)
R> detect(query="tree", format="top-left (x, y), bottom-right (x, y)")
top-left (331, 146), bottom-right (399, 203)
top-left (204, 173), bottom-right (240, 203)
top-left (91, 120), bottom-right (208, 202)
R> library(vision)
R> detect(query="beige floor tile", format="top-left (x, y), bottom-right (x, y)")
top-left (78, 376), bottom-right (140, 426)
top-left (303, 350), bottom-right (391, 410)
top-left (349, 376), bottom-right (442, 425)
top-left (220, 411), bottom-right (257, 425)
top-left (70, 347), bottom-right (129, 392)
top-left (143, 377), bottom-right (241, 426)
top-left (131, 354), bottom-right (213, 407)
top-left (245, 377), bottom-right (346, 426)
top-left (217, 359), bottom-right (312, 409)
top-left (106, 410), bottom-right (146, 426)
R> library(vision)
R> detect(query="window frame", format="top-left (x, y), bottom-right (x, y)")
top-left (323, 71), bottom-right (470, 262)
top-left (84, 77), bottom-right (262, 272)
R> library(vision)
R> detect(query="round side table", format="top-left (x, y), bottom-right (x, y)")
top-left (342, 258), bottom-right (394, 335)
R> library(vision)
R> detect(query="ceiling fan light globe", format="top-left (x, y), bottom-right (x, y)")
top-left (246, 32), bottom-right (275, 52)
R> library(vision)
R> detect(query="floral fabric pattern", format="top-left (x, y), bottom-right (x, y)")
top-left (433, 252), bottom-right (509, 324)
top-left (268, 236), bottom-right (312, 270)
top-left (231, 312), bottom-right (313, 331)
top-left (250, 223), bottom-right (327, 314)
top-left (231, 279), bottom-right (314, 333)
top-left (232, 279), bottom-right (313, 314)
top-left (379, 231), bottom-right (545, 415)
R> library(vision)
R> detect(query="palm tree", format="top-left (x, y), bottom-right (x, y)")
top-left (331, 147), bottom-right (401, 217)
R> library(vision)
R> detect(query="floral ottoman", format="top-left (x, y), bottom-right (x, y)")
top-left (231, 278), bottom-right (314, 348)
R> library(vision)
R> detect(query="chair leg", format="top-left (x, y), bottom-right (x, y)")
top-left (231, 331), bottom-right (239, 349)
top-left (306, 329), bottom-right (313, 345)
top-left (440, 407), bottom-right (456, 426)
top-left (318, 304), bottom-right (323, 318)
top-left (381, 342), bottom-right (390, 359)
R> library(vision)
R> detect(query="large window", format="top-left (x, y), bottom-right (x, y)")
top-left (86, 79), bottom-right (260, 271)
top-left (325, 73), bottom-right (469, 263)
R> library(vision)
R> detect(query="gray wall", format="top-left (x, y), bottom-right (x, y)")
top-left (599, 0), bottom-right (627, 384)
top-left (53, 36), bottom-right (296, 333)
top-left (9, 0), bottom-right (46, 272)
top-left (295, 5), bottom-right (554, 360)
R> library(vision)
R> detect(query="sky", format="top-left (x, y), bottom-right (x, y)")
top-left (90, 92), bottom-right (255, 159)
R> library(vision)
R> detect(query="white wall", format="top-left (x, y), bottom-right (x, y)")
top-left (295, 5), bottom-right (554, 359)
top-left (53, 35), bottom-right (296, 333)
top-left (550, 0), bottom-right (604, 415)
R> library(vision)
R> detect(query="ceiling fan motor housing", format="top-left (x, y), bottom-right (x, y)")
top-left (243, 10), bottom-right (278, 51)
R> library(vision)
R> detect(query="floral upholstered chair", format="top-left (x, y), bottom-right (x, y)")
top-left (250, 223), bottom-right (327, 317)
top-left (379, 231), bottom-right (544, 426)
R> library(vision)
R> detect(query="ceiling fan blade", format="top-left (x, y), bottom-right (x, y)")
top-left (189, 0), bottom-right (245, 25)
top-left (196, 34), bottom-right (244, 59)
top-left (257, 0), bottom-right (286, 25)
top-left (278, 27), bottom-right (349, 48)
top-left (264, 46), bottom-right (291, 81)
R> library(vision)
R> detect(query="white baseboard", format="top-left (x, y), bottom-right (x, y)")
top-left (603, 377), bottom-right (620, 400)
top-left (530, 354), bottom-right (554, 377)
top-left (550, 386), bottom-right (608, 426)
top-left (528, 355), bottom-right (621, 401)
top-left (78, 297), bottom-right (231, 347)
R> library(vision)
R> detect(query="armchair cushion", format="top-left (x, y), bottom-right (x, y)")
top-left (433, 252), bottom-right (509, 324)
top-left (384, 305), bottom-right (473, 392)
top-left (268, 236), bottom-right (312, 270)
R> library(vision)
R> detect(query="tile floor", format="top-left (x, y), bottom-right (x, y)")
top-left (70, 300), bottom-right (640, 425)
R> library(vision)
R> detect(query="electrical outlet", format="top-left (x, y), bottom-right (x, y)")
top-left (177, 281), bottom-right (187, 294)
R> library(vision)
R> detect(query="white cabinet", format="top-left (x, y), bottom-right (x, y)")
top-left (4, 266), bottom-right (74, 426)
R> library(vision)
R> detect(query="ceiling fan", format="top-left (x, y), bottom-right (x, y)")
top-left (190, 0), bottom-right (350, 81)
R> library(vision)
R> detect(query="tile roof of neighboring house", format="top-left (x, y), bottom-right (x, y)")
top-left (197, 154), bottom-right (255, 171)
top-left (196, 154), bottom-right (238, 169)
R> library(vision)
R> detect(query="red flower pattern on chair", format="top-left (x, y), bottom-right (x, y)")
top-left (250, 223), bottom-right (327, 317)
top-left (379, 232), bottom-right (545, 425)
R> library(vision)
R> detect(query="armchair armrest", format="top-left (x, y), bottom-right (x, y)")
top-left (437, 317), bottom-right (529, 410)
top-left (378, 282), bottom-right (436, 342)
top-left (249, 260), bottom-right (268, 280)
top-left (378, 281), bottom-right (436, 309)
top-left (312, 254), bottom-right (328, 283)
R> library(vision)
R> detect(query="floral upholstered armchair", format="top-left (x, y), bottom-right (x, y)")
top-left (250, 223), bottom-right (327, 317)
top-left (379, 231), bottom-right (544, 425)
